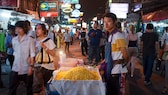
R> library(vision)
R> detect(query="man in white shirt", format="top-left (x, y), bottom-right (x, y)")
top-left (9, 21), bottom-right (35, 95)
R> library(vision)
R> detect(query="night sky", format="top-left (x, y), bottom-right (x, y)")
top-left (79, 0), bottom-right (108, 22)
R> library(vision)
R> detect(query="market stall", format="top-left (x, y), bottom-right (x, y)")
top-left (47, 56), bottom-right (106, 95)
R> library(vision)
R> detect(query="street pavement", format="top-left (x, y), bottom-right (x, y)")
top-left (0, 40), bottom-right (166, 95)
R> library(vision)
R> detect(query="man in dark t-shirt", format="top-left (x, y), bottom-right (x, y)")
top-left (88, 21), bottom-right (102, 65)
top-left (141, 23), bottom-right (159, 86)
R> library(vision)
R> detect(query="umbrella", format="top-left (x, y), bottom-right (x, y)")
top-left (142, 10), bottom-right (168, 22)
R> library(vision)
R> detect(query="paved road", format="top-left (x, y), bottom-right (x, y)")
top-left (0, 40), bottom-right (166, 95)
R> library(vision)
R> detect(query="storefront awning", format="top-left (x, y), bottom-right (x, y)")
top-left (142, 9), bottom-right (168, 22)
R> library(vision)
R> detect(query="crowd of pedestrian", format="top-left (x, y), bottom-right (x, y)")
top-left (1, 12), bottom-right (168, 95)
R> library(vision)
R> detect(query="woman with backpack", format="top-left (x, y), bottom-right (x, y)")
top-left (33, 23), bottom-right (58, 95)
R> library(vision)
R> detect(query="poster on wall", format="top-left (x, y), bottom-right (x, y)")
top-left (0, 0), bottom-right (19, 8)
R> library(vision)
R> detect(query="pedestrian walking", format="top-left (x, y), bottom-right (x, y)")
top-left (33, 23), bottom-right (57, 95)
top-left (98, 25), bottom-right (106, 60)
top-left (25, 20), bottom-right (36, 38)
top-left (99, 32), bottom-right (106, 60)
top-left (70, 29), bottom-right (74, 45)
top-left (88, 21), bottom-right (102, 65)
top-left (127, 25), bottom-right (138, 78)
top-left (103, 13), bottom-right (129, 95)
top-left (79, 28), bottom-right (88, 56)
top-left (63, 30), bottom-right (71, 52)
top-left (56, 30), bottom-right (63, 48)
top-left (5, 25), bottom-right (16, 68)
top-left (141, 23), bottom-right (159, 86)
top-left (161, 27), bottom-right (168, 94)
top-left (0, 27), bottom-right (6, 88)
top-left (48, 26), bottom-right (57, 45)
top-left (9, 21), bottom-right (35, 95)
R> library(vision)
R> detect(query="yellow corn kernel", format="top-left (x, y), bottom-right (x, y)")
top-left (55, 67), bottom-right (100, 80)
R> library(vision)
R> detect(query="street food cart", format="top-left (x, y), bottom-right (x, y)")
top-left (47, 58), bottom-right (106, 95)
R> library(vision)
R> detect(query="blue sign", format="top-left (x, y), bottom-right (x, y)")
top-left (134, 4), bottom-right (141, 12)
top-left (40, 2), bottom-right (57, 11)
top-left (40, 3), bottom-right (49, 11)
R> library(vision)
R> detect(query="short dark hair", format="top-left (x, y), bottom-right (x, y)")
top-left (8, 25), bottom-right (15, 31)
top-left (146, 23), bottom-right (153, 30)
top-left (117, 21), bottom-right (121, 29)
top-left (165, 27), bottom-right (168, 31)
top-left (25, 20), bottom-right (31, 26)
top-left (103, 13), bottom-right (117, 22)
top-left (15, 21), bottom-right (28, 34)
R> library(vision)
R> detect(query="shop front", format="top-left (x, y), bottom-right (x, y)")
top-left (0, 9), bottom-right (34, 30)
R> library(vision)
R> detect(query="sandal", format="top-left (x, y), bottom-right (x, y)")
top-left (161, 87), bottom-right (168, 94)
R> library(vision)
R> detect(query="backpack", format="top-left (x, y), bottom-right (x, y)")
top-left (35, 38), bottom-right (53, 64)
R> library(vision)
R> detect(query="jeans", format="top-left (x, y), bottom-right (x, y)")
top-left (81, 41), bottom-right (88, 55)
top-left (65, 42), bottom-right (70, 52)
top-left (9, 71), bottom-right (33, 95)
top-left (143, 55), bottom-right (155, 82)
top-left (88, 45), bottom-right (100, 63)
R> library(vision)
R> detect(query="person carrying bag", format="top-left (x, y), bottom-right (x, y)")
top-left (32, 24), bottom-right (58, 95)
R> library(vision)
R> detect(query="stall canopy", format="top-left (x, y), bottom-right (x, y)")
top-left (142, 9), bottom-right (168, 22)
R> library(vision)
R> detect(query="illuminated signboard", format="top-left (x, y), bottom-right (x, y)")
top-left (0, 0), bottom-right (19, 8)
top-left (40, 1), bottom-right (58, 17)
top-left (40, 12), bottom-right (58, 17)
top-left (40, 2), bottom-right (57, 11)
top-left (134, 4), bottom-right (141, 12)
top-left (61, 0), bottom-right (79, 4)
top-left (71, 9), bottom-right (80, 17)
top-left (110, 3), bottom-right (128, 19)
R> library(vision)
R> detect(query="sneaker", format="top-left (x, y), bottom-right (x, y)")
top-left (144, 81), bottom-right (152, 86)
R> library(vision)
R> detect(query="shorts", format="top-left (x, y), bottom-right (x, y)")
top-left (128, 47), bottom-right (138, 57)
top-left (33, 67), bottom-right (53, 93)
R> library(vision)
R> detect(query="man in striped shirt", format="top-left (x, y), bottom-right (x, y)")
top-left (103, 13), bottom-right (129, 95)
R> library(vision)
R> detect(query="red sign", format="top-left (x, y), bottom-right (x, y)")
top-left (40, 12), bottom-right (58, 17)
top-left (0, 0), bottom-right (19, 8)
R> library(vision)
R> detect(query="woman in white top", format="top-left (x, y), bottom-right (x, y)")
top-left (33, 23), bottom-right (58, 95)
top-left (9, 21), bottom-right (35, 95)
